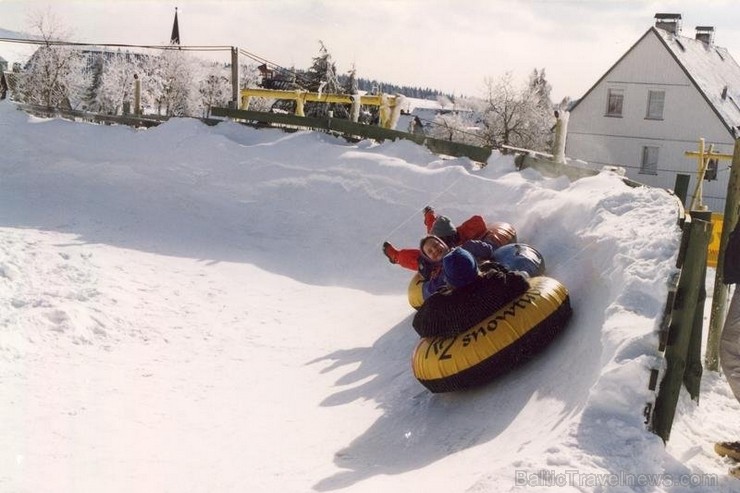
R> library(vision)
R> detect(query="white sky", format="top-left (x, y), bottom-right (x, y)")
top-left (1, 0), bottom-right (740, 101)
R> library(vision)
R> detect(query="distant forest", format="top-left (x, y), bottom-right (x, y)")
top-left (338, 74), bottom-right (452, 100)
top-left (260, 59), bottom-right (452, 100)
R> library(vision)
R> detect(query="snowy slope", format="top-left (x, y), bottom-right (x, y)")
top-left (1, 100), bottom-right (739, 492)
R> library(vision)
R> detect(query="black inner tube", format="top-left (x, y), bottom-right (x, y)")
top-left (412, 265), bottom-right (530, 337)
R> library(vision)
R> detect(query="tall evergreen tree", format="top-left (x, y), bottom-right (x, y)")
top-left (304, 41), bottom-right (347, 118)
top-left (346, 64), bottom-right (358, 94)
top-left (305, 41), bottom-right (342, 94)
top-left (528, 68), bottom-right (552, 110)
top-left (83, 54), bottom-right (104, 111)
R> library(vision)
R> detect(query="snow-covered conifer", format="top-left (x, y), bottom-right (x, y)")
top-left (198, 63), bottom-right (231, 118)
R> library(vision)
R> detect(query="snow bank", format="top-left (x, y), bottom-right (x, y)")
top-left (2, 100), bottom-right (737, 492)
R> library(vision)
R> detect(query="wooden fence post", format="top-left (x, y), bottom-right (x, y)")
top-left (133, 74), bottom-right (141, 116)
top-left (674, 173), bottom-right (690, 208)
top-left (685, 210), bottom-right (711, 399)
top-left (707, 138), bottom-right (740, 370)
top-left (652, 213), bottom-right (712, 441)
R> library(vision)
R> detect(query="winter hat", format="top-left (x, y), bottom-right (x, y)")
top-left (442, 248), bottom-right (479, 288)
top-left (431, 215), bottom-right (456, 238)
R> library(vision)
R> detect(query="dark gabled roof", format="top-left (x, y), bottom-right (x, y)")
top-left (570, 26), bottom-right (740, 137)
top-left (654, 27), bottom-right (740, 136)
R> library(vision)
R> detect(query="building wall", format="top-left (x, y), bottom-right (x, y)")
top-left (567, 29), bottom-right (735, 212)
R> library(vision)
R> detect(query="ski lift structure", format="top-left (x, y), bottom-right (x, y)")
top-left (239, 87), bottom-right (405, 129)
top-left (239, 64), bottom-right (405, 129)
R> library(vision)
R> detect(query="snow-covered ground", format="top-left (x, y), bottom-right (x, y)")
top-left (1, 100), bottom-right (739, 492)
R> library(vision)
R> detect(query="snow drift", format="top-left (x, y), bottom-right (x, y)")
top-left (1, 100), bottom-right (739, 492)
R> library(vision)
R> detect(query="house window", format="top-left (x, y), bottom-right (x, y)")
top-left (646, 90), bottom-right (665, 120)
top-left (640, 146), bottom-right (659, 175)
top-left (705, 158), bottom-right (718, 181)
top-left (606, 89), bottom-right (624, 117)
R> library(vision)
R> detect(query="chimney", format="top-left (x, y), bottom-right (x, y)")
top-left (654, 13), bottom-right (682, 35)
top-left (695, 26), bottom-right (715, 45)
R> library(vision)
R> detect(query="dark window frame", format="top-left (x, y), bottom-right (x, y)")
top-left (645, 90), bottom-right (665, 120)
top-left (640, 146), bottom-right (659, 175)
top-left (605, 88), bottom-right (624, 117)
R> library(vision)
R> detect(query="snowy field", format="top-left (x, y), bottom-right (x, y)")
top-left (1, 100), bottom-right (740, 492)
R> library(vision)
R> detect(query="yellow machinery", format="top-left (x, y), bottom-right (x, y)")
top-left (239, 88), bottom-right (403, 128)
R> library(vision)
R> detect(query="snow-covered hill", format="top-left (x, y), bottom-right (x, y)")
top-left (0, 26), bottom-right (36, 67)
top-left (1, 100), bottom-right (739, 492)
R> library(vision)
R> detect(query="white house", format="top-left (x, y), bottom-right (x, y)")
top-left (567, 13), bottom-right (740, 212)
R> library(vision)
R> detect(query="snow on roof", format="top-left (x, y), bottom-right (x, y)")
top-left (655, 26), bottom-right (740, 135)
top-left (402, 96), bottom-right (446, 113)
top-left (0, 26), bottom-right (29, 40)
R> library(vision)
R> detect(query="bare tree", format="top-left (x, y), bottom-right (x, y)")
top-left (422, 96), bottom-right (483, 145)
top-left (88, 51), bottom-right (138, 114)
top-left (426, 112), bottom-right (478, 145)
top-left (478, 72), bottom-right (553, 151)
top-left (141, 46), bottom-right (197, 117)
top-left (18, 9), bottom-right (88, 108)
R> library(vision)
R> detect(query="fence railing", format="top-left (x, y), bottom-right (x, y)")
top-left (210, 107), bottom-right (493, 164)
top-left (16, 103), bottom-right (171, 128)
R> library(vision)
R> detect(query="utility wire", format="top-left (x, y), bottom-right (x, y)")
top-left (0, 36), bottom-right (318, 85)
top-left (0, 37), bottom-right (232, 53)
top-left (237, 47), bottom-right (313, 86)
top-left (1, 36), bottom-right (492, 145)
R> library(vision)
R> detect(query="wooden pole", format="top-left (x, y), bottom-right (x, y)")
top-left (689, 138), bottom-right (706, 210)
top-left (685, 141), bottom-right (733, 211)
top-left (133, 74), bottom-right (141, 116)
top-left (707, 138), bottom-right (740, 370)
top-left (551, 111), bottom-right (569, 164)
top-left (230, 47), bottom-right (239, 109)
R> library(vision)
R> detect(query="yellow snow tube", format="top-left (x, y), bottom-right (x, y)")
top-left (407, 273), bottom-right (425, 309)
top-left (411, 276), bottom-right (571, 393)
